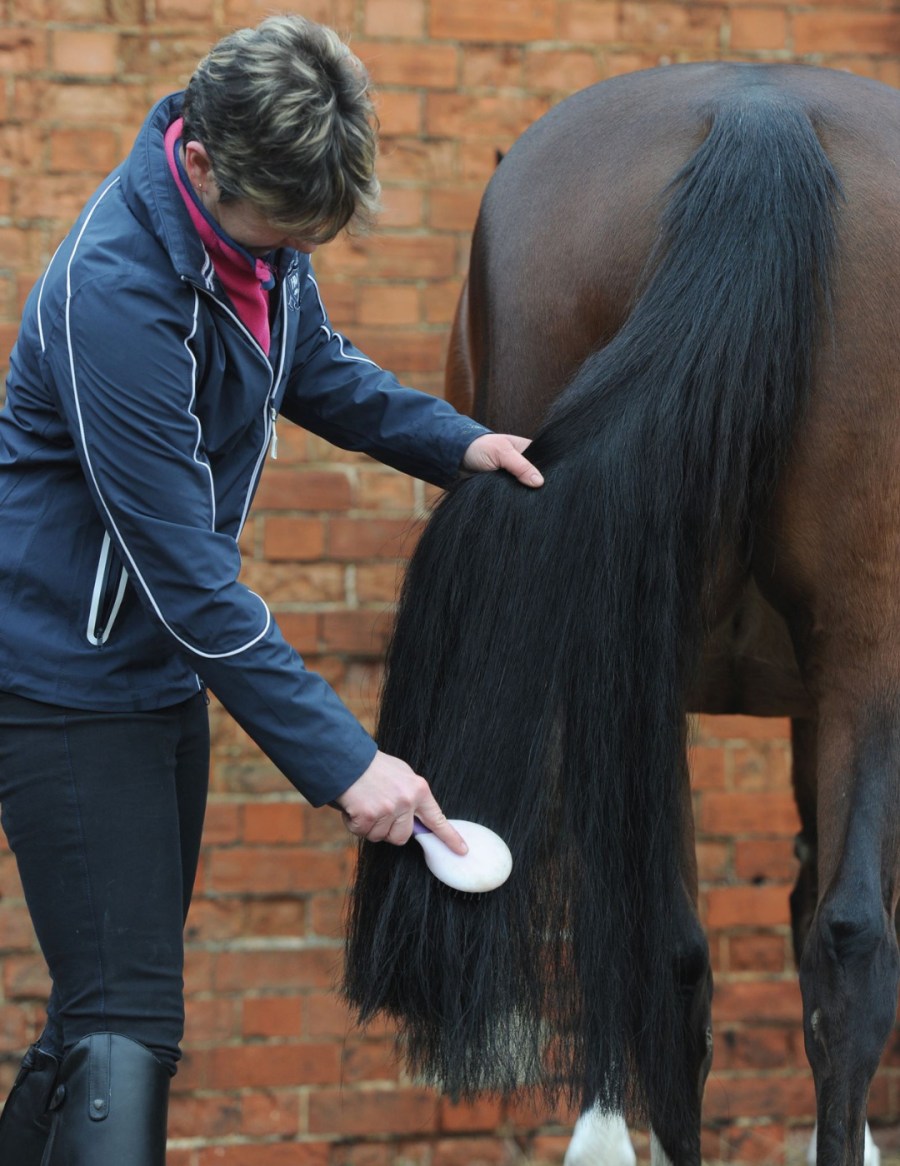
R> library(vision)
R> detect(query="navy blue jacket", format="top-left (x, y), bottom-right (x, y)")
top-left (0, 93), bottom-right (489, 806)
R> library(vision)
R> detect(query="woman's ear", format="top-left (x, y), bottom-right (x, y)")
top-left (182, 140), bottom-right (214, 194)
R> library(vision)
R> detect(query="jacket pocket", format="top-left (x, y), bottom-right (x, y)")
top-left (86, 532), bottom-right (129, 646)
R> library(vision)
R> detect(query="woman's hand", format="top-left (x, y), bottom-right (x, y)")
top-left (335, 750), bottom-right (468, 854)
top-left (462, 433), bottom-right (544, 487)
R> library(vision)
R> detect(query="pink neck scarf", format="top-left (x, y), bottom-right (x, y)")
top-left (165, 118), bottom-right (274, 353)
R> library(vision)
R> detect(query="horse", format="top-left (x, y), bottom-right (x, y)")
top-left (343, 62), bottom-right (900, 1166)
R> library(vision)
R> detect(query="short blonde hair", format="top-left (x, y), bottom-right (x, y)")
top-left (181, 15), bottom-right (381, 242)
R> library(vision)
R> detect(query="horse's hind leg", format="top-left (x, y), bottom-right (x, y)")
top-left (797, 692), bottom-right (900, 1166)
top-left (791, 718), bottom-right (883, 1166)
top-left (644, 759), bottom-right (713, 1166)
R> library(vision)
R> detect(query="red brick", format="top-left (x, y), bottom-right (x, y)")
top-left (353, 468), bottom-right (416, 510)
top-left (793, 12), bottom-right (900, 56)
top-left (209, 1044), bottom-right (340, 1086)
top-left (263, 516), bottom-right (326, 561)
top-left (439, 1096), bottom-right (504, 1133)
top-left (349, 327), bottom-right (445, 374)
top-left (716, 1024), bottom-right (793, 1071)
top-left (358, 283), bottom-right (421, 327)
top-left (728, 931), bottom-right (789, 973)
top-left (375, 139), bottom-right (457, 185)
top-left (206, 846), bottom-right (352, 895)
top-left (168, 1094), bottom-right (241, 1139)
top-left (304, 991), bottom-right (356, 1040)
top-left (734, 838), bottom-right (798, 883)
top-left (184, 900), bottom-right (245, 945)
top-left (429, 186), bottom-right (483, 233)
top-left (719, 1121), bottom-right (787, 1164)
top-left (242, 561), bottom-right (345, 604)
top-left (356, 562), bottom-right (403, 602)
top-left (308, 1086), bottom-right (438, 1135)
top-left (51, 29), bottom-right (119, 75)
top-left (704, 883), bottom-right (792, 928)
top-left (730, 7), bottom-right (789, 52)
top-left (524, 49), bottom-right (600, 93)
top-left (696, 840), bottom-right (730, 882)
top-left (202, 802), bottom-right (242, 846)
top-left (198, 1144), bottom-right (329, 1165)
top-left (340, 1035), bottom-right (400, 1083)
top-left (376, 89), bottom-right (423, 136)
top-left (697, 714), bottom-right (790, 741)
top-left (424, 279), bottom-right (465, 325)
top-left (704, 1072), bottom-right (814, 1119)
top-left (698, 792), bottom-right (800, 835)
top-left (254, 469), bottom-right (352, 511)
top-left (558, 1), bottom-right (618, 42)
top-left (0, 30), bottom-right (46, 73)
top-left (239, 1088), bottom-right (301, 1137)
top-left (377, 186), bottom-right (425, 229)
top-left (430, 0), bottom-right (557, 42)
top-left (426, 93), bottom-right (549, 141)
top-left (460, 45), bottom-right (524, 89)
top-left (732, 742), bottom-right (791, 791)
top-left (329, 516), bottom-right (421, 560)
top-left (212, 947), bottom-right (341, 993)
top-left (183, 997), bottom-right (240, 1044)
top-left (49, 128), bottom-right (119, 173)
top-left (242, 995), bottom-right (305, 1040)
top-left (356, 40), bottom-right (459, 88)
top-left (3, 955), bottom-right (50, 1001)
top-left (156, 0), bottom-right (218, 17)
top-left (243, 802), bottom-right (307, 845)
top-left (690, 743), bottom-right (727, 788)
top-left (364, 0), bottom-right (424, 35)
top-left (243, 899), bottom-right (309, 939)
top-left (319, 609), bottom-right (393, 654)
top-left (620, 2), bottom-right (725, 49)
top-left (432, 1136), bottom-right (510, 1165)
top-left (714, 978), bottom-right (802, 1023)
top-left (0, 903), bottom-right (40, 951)
top-left (323, 234), bottom-right (457, 281)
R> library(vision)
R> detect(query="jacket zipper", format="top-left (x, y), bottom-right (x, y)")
top-left (185, 275), bottom-right (288, 527)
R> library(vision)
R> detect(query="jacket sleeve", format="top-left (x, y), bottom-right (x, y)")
top-left (278, 264), bottom-right (491, 486)
top-left (42, 279), bottom-right (377, 807)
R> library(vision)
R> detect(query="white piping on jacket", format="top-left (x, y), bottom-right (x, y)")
top-left (36, 239), bottom-right (67, 353)
top-left (86, 531), bottom-right (129, 645)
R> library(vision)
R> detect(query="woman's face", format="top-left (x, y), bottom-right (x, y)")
top-left (182, 139), bottom-right (319, 257)
top-left (209, 196), bottom-right (319, 257)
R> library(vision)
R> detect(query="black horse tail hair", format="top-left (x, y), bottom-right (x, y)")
top-left (343, 90), bottom-right (841, 1142)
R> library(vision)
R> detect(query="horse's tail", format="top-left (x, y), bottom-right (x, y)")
top-left (343, 90), bottom-right (841, 1133)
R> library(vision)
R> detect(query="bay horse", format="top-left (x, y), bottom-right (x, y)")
top-left (343, 62), bottom-right (900, 1166)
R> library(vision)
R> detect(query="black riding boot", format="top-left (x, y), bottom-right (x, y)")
top-left (41, 1033), bottom-right (169, 1165)
top-left (0, 1044), bottom-right (58, 1163)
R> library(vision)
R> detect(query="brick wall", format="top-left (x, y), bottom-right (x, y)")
top-left (2, 3), bottom-right (900, 1164)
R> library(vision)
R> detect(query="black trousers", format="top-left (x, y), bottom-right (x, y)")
top-left (0, 690), bottom-right (209, 1076)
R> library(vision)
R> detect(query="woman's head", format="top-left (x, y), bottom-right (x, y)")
top-left (181, 15), bottom-right (380, 244)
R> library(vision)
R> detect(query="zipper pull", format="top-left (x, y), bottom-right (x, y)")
top-left (269, 406), bottom-right (278, 459)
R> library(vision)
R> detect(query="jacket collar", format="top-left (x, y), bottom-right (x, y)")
top-left (119, 91), bottom-right (212, 285)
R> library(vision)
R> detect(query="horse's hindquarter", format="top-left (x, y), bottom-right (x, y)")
top-left (463, 68), bottom-right (706, 433)
top-left (763, 79), bottom-right (900, 708)
top-left (460, 62), bottom-right (900, 721)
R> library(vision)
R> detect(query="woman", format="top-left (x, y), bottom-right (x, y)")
top-left (0, 16), bottom-right (541, 1164)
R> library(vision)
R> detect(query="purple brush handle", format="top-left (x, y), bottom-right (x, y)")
top-left (412, 819), bottom-right (430, 836)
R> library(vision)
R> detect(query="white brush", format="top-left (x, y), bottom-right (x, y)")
top-left (412, 818), bottom-right (513, 893)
